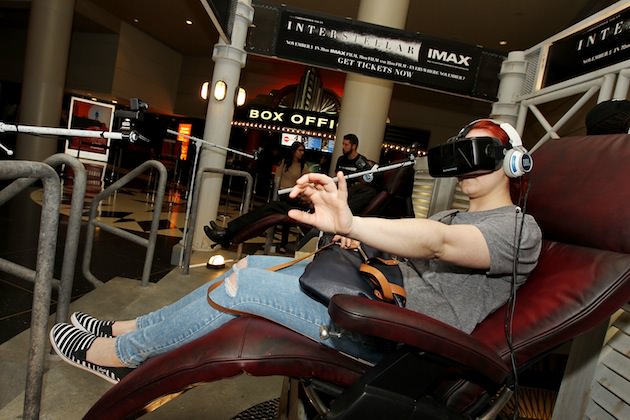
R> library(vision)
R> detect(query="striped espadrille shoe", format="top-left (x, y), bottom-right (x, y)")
top-left (70, 312), bottom-right (114, 337)
top-left (49, 323), bottom-right (132, 384)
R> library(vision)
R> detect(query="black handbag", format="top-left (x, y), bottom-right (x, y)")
top-left (298, 236), bottom-right (406, 307)
top-left (207, 237), bottom-right (406, 316)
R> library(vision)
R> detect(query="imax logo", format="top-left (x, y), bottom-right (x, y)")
top-left (427, 48), bottom-right (472, 67)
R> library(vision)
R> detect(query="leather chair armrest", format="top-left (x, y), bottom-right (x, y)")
top-left (328, 295), bottom-right (511, 384)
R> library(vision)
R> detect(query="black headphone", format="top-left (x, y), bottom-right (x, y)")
top-left (457, 119), bottom-right (533, 178)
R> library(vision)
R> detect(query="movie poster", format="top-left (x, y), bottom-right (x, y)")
top-left (64, 97), bottom-right (116, 162)
top-left (543, 6), bottom-right (629, 87)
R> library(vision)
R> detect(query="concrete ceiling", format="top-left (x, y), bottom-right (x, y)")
top-left (74, 0), bottom-right (615, 57)
top-left (0, 0), bottom-right (619, 120)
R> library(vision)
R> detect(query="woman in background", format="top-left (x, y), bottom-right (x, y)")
top-left (204, 141), bottom-right (310, 252)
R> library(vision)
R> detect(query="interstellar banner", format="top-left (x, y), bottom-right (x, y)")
top-left (543, 5), bottom-right (630, 87)
top-left (246, 3), bottom-right (506, 101)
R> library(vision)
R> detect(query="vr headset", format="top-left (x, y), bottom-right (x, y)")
top-left (428, 136), bottom-right (508, 178)
top-left (428, 120), bottom-right (533, 178)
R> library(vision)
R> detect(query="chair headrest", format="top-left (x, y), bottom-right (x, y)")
top-left (586, 100), bottom-right (630, 135)
top-left (383, 164), bottom-right (414, 194)
top-left (527, 134), bottom-right (630, 253)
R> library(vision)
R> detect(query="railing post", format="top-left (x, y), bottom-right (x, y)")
top-left (0, 160), bottom-right (61, 420)
top-left (82, 160), bottom-right (167, 287)
top-left (182, 167), bottom-right (253, 274)
top-left (0, 154), bottom-right (86, 323)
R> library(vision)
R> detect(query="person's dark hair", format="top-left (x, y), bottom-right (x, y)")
top-left (343, 133), bottom-right (359, 147)
top-left (284, 141), bottom-right (306, 172)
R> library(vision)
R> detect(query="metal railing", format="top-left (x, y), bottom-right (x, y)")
top-left (0, 154), bottom-right (86, 324)
top-left (182, 167), bottom-right (253, 274)
top-left (0, 160), bottom-right (62, 420)
top-left (82, 160), bottom-right (167, 287)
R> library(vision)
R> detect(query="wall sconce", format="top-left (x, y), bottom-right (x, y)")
top-left (213, 80), bottom-right (227, 101)
top-left (200, 81), bottom-right (209, 100)
top-left (235, 87), bottom-right (246, 106)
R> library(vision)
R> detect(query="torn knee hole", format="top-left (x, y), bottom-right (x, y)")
top-left (224, 272), bottom-right (239, 297)
top-left (234, 257), bottom-right (248, 271)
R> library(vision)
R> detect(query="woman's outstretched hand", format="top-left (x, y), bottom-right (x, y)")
top-left (288, 171), bottom-right (354, 236)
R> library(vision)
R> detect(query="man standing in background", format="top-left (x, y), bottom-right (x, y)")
top-left (335, 133), bottom-right (381, 213)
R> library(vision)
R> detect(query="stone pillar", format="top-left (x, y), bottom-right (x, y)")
top-left (15, 0), bottom-right (76, 161)
top-left (490, 51), bottom-right (528, 128)
top-left (330, 0), bottom-right (410, 172)
top-left (191, 0), bottom-right (254, 250)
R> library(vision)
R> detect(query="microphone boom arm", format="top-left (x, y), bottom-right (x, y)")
top-left (277, 158), bottom-right (416, 196)
top-left (0, 122), bottom-right (146, 143)
top-left (166, 129), bottom-right (256, 159)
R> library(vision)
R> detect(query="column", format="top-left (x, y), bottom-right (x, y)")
top-left (191, 0), bottom-right (254, 250)
top-left (490, 51), bottom-right (528, 128)
top-left (330, 0), bottom-right (410, 172)
top-left (15, 0), bottom-right (76, 161)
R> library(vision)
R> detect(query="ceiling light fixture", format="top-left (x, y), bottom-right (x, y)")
top-left (499, 40), bottom-right (508, 46)
top-left (185, 20), bottom-right (193, 25)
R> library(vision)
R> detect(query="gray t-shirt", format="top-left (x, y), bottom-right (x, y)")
top-left (401, 206), bottom-right (542, 333)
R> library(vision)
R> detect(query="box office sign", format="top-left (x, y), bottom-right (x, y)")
top-left (241, 106), bottom-right (338, 132)
top-left (543, 6), bottom-right (630, 87)
top-left (247, 4), bottom-right (506, 100)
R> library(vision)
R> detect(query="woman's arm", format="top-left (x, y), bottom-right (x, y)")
top-left (347, 217), bottom-right (490, 269)
top-left (289, 172), bottom-right (490, 269)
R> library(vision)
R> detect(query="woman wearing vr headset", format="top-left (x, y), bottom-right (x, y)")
top-left (50, 119), bottom-right (542, 384)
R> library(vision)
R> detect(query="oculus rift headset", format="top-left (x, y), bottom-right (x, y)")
top-left (428, 119), bottom-right (533, 178)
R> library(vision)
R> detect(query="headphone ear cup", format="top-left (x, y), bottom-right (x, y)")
top-left (503, 147), bottom-right (533, 178)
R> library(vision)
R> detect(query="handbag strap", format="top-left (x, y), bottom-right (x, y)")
top-left (359, 262), bottom-right (406, 302)
top-left (266, 241), bottom-right (335, 271)
top-left (206, 241), bottom-right (336, 316)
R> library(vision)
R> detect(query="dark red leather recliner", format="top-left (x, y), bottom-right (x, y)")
top-left (84, 134), bottom-right (630, 419)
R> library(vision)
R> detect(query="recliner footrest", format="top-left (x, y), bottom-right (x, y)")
top-left (84, 316), bottom-right (368, 419)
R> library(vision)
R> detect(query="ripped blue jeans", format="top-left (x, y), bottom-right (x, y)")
top-left (115, 255), bottom-right (384, 367)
